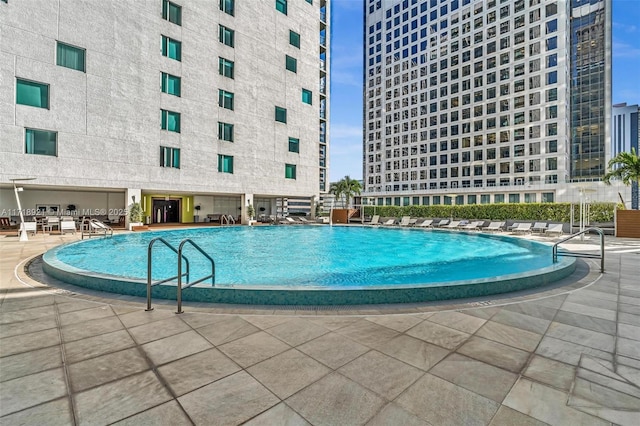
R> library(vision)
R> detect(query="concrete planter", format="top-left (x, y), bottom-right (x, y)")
top-left (615, 210), bottom-right (640, 238)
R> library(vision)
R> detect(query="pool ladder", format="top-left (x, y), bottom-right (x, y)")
top-left (552, 227), bottom-right (604, 273)
top-left (146, 237), bottom-right (215, 313)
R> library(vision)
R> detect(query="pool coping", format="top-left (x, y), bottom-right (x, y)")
top-left (41, 228), bottom-right (577, 306)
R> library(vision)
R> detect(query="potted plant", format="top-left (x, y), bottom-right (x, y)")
top-left (129, 197), bottom-right (144, 231)
top-left (247, 203), bottom-right (255, 221)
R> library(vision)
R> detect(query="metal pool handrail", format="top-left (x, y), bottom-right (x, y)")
top-left (146, 237), bottom-right (190, 311)
top-left (552, 227), bottom-right (604, 273)
top-left (176, 239), bottom-right (215, 314)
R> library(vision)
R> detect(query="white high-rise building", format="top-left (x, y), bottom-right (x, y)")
top-left (0, 0), bottom-right (330, 224)
top-left (362, 0), bottom-right (615, 208)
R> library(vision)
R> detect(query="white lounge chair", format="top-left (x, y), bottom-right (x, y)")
top-left (545, 223), bottom-right (564, 236)
top-left (19, 221), bottom-right (37, 236)
top-left (484, 222), bottom-right (505, 232)
top-left (366, 215), bottom-right (381, 225)
top-left (408, 218), bottom-right (418, 226)
top-left (532, 222), bottom-right (548, 233)
top-left (382, 218), bottom-right (396, 226)
top-left (60, 220), bottom-right (76, 234)
top-left (435, 219), bottom-right (450, 227)
top-left (83, 219), bottom-right (113, 238)
top-left (399, 216), bottom-right (411, 227)
top-left (512, 223), bottom-right (532, 233)
top-left (279, 217), bottom-right (301, 225)
top-left (417, 219), bottom-right (433, 228)
top-left (461, 221), bottom-right (483, 230)
top-left (507, 223), bottom-right (521, 232)
top-left (444, 221), bottom-right (461, 229)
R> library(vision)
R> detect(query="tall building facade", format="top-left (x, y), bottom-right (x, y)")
top-left (0, 0), bottom-right (330, 224)
top-left (362, 0), bottom-right (612, 207)
top-left (612, 102), bottom-right (639, 209)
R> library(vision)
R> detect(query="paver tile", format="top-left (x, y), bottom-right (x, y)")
top-left (365, 314), bottom-right (423, 332)
top-left (617, 337), bottom-right (640, 360)
top-left (376, 334), bottom-right (450, 371)
top-left (618, 323), bottom-right (640, 341)
top-left (0, 345), bottom-right (62, 382)
top-left (552, 310), bottom-right (616, 334)
top-left (336, 319), bottom-right (401, 348)
top-left (58, 305), bottom-right (114, 326)
top-left (490, 309), bottom-right (550, 334)
top-left (286, 372), bottom-right (386, 426)
top-left (406, 321), bottom-right (470, 350)
top-left (338, 350), bottom-right (423, 400)
top-left (117, 309), bottom-right (175, 328)
top-left (475, 321), bottom-right (542, 352)
top-left (0, 327), bottom-right (60, 357)
top-left (546, 322), bottom-right (615, 352)
top-left (266, 318), bottom-right (330, 346)
top-left (75, 371), bottom-right (172, 425)
top-left (297, 331), bottom-right (369, 369)
top-left (197, 316), bottom-right (261, 346)
top-left (0, 368), bottom-right (67, 416)
top-left (366, 403), bottom-right (430, 426)
top-left (128, 316), bottom-right (192, 344)
top-left (141, 330), bottom-right (213, 366)
top-left (504, 378), bottom-right (609, 426)
top-left (429, 353), bottom-right (518, 402)
top-left (396, 373), bottom-right (499, 426)
top-left (158, 347), bottom-right (240, 396)
top-left (560, 301), bottom-right (616, 321)
top-left (243, 402), bottom-right (311, 426)
top-left (536, 336), bottom-right (613, 366)
top-left (457, 336), bottom-right (530, 373)
top-left (64, 329), bottom-right (135, 364)
top-left (60, 315), bottom-right (124, 342)
top-left (0, 304), bottom-right (55, 325)
top-left (426, 311), bottom-right (486, 334)
top-left (0, 315), bottom-right (57, 339)
top-left (489, 406), bottom-right (548, 426)
top-left (68, 347), bottom-right (150, 392)
top-left (112, 401), bottom-right (192, 425)
top-left (0, 397), bottom-right (72, 426)
top-left (523, 355), bottom-right (576, 391)
top-left (248, 349), bottom-right (330, 399)
top-left (218, 331), bottom-right (290, 368)
top-left (178, 371), bottom-right (279, 426)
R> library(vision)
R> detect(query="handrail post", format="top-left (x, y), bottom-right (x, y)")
top-left (600, 231), bottom-right (605, 273)
top-left (146, 240), bottom-right (154, 311)
top-left (177, 244), bottom-right (183, 314)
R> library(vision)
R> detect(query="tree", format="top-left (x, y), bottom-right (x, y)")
top-left (330, 176), bottom-right (362, 208)
top-left (603, 147), bottom-right (640, 209)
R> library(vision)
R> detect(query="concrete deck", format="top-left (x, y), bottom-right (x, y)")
top-left (1, 230), bottom-right (639, 425)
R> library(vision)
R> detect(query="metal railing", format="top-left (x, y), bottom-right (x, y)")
top-left (81, 218), bottom-right (113, 239)
top-left (552, 227), bottom-right (605, 273)
top-left (146, 238), bottom-right (215, 313)
top-left (176, 239), bottom-right (215, 314)
top-left (146, 237), bottom-right (190, 311)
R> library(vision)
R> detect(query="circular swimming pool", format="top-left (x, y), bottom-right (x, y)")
top-left (42, 226), bottom-right (576, 305)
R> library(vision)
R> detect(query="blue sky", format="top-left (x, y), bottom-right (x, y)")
top-left (329, 0), bottom-right (640, 182)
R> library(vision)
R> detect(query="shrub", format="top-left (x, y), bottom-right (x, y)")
top-left (363, 202), bottom-right (616, 222)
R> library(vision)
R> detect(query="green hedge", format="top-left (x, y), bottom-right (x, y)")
top-left (362, 202), bottom-right (616, 222)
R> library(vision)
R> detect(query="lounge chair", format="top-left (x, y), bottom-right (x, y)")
top-left (507, 223), bottom-right (521, 232)
top-left (408, 218), bottom-right (418, 226)
top-left (366, 215), bottom-right (381, 225)
top-left (461, 221), bottom-right (483, 230)
top-left (444, 221), bottom-right (460, 229)
top-left (60, 220), bottom-right (77, 234)
top-left (532, 222), bottom-right (548, 233)
top-left (297, 217), bottom-right (312, 224)
top-left (456, 220), bottom-right (470, 229)
top-left (19, 221), bottom-right (37, 236)
top-left (83, 219), bottom-right (113, 238)
top-left (44, 216), bottom-right (60, 232)
top-left (512, 223), bottom-right (532, 233)
top-left (399, 216), bottom-right (411, 227)
top-left (417, 219), bottom-right (433, 228)
top-left (545, 223), bottom-right (564, 236)
top-left (279, 217), bottom-right (301, 225)
top-left (435, 219), bottom-right (450, 227)
top-left (484, 222), bottom-right (505, 232)
top-left (382, 218), bottom-right (396, 226)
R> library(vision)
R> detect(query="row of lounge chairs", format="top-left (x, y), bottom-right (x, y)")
top-left (365, 215), bottom-right (564, 235)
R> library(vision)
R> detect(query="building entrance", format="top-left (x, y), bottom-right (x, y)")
top-left (152, 199), bottom-right (180, 223)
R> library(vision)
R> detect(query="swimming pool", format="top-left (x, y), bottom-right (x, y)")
top-left (42, 226), bottom-right (576, 305)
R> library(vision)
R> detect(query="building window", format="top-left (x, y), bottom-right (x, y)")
top-left (302, 89), bottom-right (312, 105)
top-left (288, 137), bottom-right (299, 153)
top-left (290, 30), bottom-right (300, 48)
top-left (285, 55), bottom-right (297, 72)
top-left (162, 0), bottom-right (182, 25)
top-left (161, 72), bottom-right (181, 96)
top-left (160, 146), bottom-right (180, 168)
top-left (509, 194), bottom-right (520, 203)
top-left (495, 194), bottom-right (505, 203)
top-left (219, 89), bottom-right (234, 110)
top-left (218, 154), bottom-right (234, 173)
top-left (285, 163), bottom-right (296, 179)
top-left (276, 0), bottom-right (287, 15)
top-left (25, 128), bottom-right (57, 156)
top-left (542, 192), bottom-right (554, 203)
top-left (275, 106), bottom-right (287, 123)
top-left (16, 79), bottom-right (49, 109)
top-left (219, 25), bottom-right (235, 47)
top-left (161, 109), bottom-right (181, 133)
top-left (161, 35), bottom-right (181, 61)
top-left (219, 57), bottom-right (234, 79)
top-left (219, 0), bottom-right (234, 16)
top-left (56, 42), bottom-right (85, 72)
top-left (218, 122), bottom-right (234, 142)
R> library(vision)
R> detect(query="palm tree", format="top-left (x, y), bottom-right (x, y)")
top-left (330, 176), bottom-right (362, 208)
top-left (603, 147), bottom-right (640, 209)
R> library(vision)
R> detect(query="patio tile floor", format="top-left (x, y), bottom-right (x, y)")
top-left (1, 232), bottom-right (639, 425)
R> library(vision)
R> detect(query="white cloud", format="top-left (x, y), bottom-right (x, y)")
top-left (612, 41), bottom-right (640, 58)
top-left (613, 21), bottom-right (638, 34)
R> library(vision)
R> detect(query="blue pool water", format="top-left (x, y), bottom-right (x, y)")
top-left (51, 226), bottom-right (555, 289)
